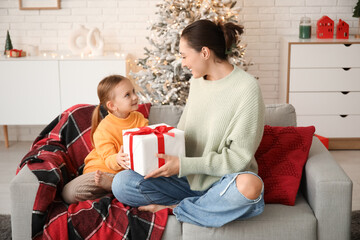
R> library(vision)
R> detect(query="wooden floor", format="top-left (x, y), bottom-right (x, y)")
top-left (0, 141), bottom-right (359, 214)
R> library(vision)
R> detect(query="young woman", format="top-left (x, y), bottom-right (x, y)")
top-left (112, 19), bottom-right (265, 227)
top-left (62, 75), bottom-right (148, 204)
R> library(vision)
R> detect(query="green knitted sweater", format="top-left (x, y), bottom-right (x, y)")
top-left (177, 66), bottom-right (265, 191)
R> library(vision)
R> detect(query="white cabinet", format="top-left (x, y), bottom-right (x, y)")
top-left (0, 60), bottom-right (60, 125)
top-left (280, 37), bottom-right (360, 149)
top-left (0, 56), bottom-right (127, 125)
top-left (59, 60), bottom-right (127, 111)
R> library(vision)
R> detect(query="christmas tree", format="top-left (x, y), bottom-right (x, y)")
top-left (353, 0), bottom-right (360, 38)
top-left (4, 30), bottom-right (13, 54)
top-left (131, 0), bottom-right (250, 105)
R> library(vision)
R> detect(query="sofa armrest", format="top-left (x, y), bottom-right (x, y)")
top-left (302, 137), bottom-right (352, 240)
top-left (10, 165), bottom-right (38, 240)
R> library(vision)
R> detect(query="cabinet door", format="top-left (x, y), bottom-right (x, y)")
top-left (290, 43), bottom-right (360, 68)
top-left (289, 92), bottom-right (360, 115)
top-left (289, 68), bottom-right (360, 92)
top-left (59, 60), bottom-right (126, 111)
top-left (0, 60), bottom-right (60, 125)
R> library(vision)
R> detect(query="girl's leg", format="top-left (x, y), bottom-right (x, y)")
top-left (112, 170), bottom-right (202, 207)
top-left (173, 172), bottom-right (265, 228)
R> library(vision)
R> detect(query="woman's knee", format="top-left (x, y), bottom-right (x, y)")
top-left (235, 173), bottom-right (263, 200)
top-left (112, 170), bottom-right (141, 201)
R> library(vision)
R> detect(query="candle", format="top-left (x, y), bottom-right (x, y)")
top-left (299, 17), bottom-right (311, 39)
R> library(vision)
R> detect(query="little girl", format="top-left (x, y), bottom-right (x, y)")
top-left (62, 75), bottom-right (148, 204)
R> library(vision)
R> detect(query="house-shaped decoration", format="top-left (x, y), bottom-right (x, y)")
top-left (336, 19), bottom-right (349, 39)
top-left (317, 15), bottom-right (334, 39)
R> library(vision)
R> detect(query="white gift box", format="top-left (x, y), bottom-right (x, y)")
top-left (122, 123), bottom-right (185, 176)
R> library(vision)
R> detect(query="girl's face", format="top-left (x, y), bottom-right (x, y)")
top-left (107, 78), bottom-right (139, 118)
top-left (179, 38), bottom-right (208, 79)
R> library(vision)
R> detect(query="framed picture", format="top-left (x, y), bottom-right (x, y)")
top-left (19, 0), bottom-right (60, 10)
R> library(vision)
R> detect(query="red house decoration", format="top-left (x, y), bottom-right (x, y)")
top-left (336, 19), bottom-right (349, 39)
top-left (317, 15), bottom-right (334, 39)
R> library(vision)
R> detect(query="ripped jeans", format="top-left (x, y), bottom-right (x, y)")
top-left (112, 170), bottom-right (264, 228)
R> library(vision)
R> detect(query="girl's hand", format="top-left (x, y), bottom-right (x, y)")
top-left (144, 154), bottom-right (180, 179)
top-left (116, 146), bottom-right (130, 170)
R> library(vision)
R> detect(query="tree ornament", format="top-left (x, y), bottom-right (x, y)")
top-left (4, 30), bottom-right (13, 55)
top-left (131, 0), bottom-right (252, 106)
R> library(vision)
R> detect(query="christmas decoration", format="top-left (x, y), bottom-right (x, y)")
top-left (131, 0), bottom-right (251, 105)
top-left (336, 19), bottom-right (349, 39)
top-left (69, 25), bottom-right (104, 56)
top-left (4, 30), bottom-right (13, 55)
top-left (316, 16), bottom-right (334, 39)
top-left (6, 49), bottom-right (26, 57)
top-left (353, 0), bottom-right (360, 39)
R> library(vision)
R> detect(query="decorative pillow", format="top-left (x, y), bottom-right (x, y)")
top-left (255, 125), bottom-right (315, 206)
top-left (137, 103), bottom-right (151, 119)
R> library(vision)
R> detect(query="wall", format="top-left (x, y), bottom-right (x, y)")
top-left (0, 0), bottom-right (358, 141)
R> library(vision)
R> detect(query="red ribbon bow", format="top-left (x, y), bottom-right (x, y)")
top-left (124, 125), bottom-right (175, 171)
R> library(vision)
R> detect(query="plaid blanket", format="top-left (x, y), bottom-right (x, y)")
top-left (17, 104), bottom-right (168, 240)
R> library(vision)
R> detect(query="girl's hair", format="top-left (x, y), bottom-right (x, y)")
top-left (90, 74), bottom-right (127, 146)
top-left (180, 19), bottom-right (244, 60)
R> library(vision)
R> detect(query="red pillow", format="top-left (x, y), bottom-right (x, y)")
top-left (255, 125), bottom-right (315, 206)
top-left (137, 103), bottom-right (151, 119)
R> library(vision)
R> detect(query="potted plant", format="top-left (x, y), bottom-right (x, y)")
top-left (354, 0), bottom-right (360, 38)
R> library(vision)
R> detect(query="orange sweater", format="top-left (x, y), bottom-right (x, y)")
top-left (83, 111), bottom-right (148, 174)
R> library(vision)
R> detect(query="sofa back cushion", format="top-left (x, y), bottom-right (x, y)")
top-left (148, 105), bottom-right (184, 126)
top-left (148, 103), bottom-right (297, 127)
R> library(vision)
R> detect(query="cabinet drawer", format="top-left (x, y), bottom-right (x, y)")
top-left (297, 115), bottom-right (360, 138)
top-left (289, 92), bottom-right (360, 115)
top-left (290, 68), bottom-right (360, 92)
top-left (290, 43), bottom-right (360, 68)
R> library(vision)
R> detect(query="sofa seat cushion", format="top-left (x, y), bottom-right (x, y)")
top-left (181, 193), bottom-right (316, 240)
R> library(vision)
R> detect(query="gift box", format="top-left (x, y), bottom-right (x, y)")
top-left (314, 134), bottom-right (329, 149)
top-left (6, 49), bottom-right (26, 57)
top-left (123, 123), bottom-right (185, 176)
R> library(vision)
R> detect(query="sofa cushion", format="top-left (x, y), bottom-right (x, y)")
top-left (148, 105), bottom-right (184, 127)
top-left (264, 104), bottom-right (296, 127)
top-left (181, 193), bottom-right (316, 240)
top-left (255, 125), bottom-right (315, 205)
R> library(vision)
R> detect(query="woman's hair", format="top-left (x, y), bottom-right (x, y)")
top-left (180, 19), bottom-right (244, 60)
top-left (90, 74), bottom-right (126, 146)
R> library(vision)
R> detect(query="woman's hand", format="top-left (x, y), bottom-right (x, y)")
top-left (144, 154), bottom-right (180, 179)
top-left (116, 146), bottom-right (130, 170)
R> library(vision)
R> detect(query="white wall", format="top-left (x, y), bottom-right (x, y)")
top-left (0, 0), bottom-right (358, 141)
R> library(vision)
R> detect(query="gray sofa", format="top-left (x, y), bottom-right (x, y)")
top-left (10, 104), bottom-right (353, 240)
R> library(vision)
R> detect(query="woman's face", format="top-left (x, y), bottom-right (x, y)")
top-left (179, 38), bottom-right (208, 79)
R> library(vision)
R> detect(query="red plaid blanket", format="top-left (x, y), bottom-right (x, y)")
top-left (17, 104), bottom-right (168, 239)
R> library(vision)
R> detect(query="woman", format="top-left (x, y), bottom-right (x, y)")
top-left (112, 19), bottom-right (265, 228)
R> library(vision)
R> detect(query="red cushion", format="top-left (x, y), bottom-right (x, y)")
top-left (137, 103), bottom-right (151, 119)
top-left (255, 125), bottom-right (315, 206)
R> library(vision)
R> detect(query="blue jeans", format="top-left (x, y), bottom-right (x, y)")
top-left (112, 170), bottom-right (264, 227)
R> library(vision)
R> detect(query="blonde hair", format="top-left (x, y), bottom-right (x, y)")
top-left (91, 75), bottom-right (127, 146)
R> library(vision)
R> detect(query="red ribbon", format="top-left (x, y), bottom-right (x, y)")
top-left (9, 49), bottom-right (22, 57)
top-left (124, 125), bottom-right (175, 171)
